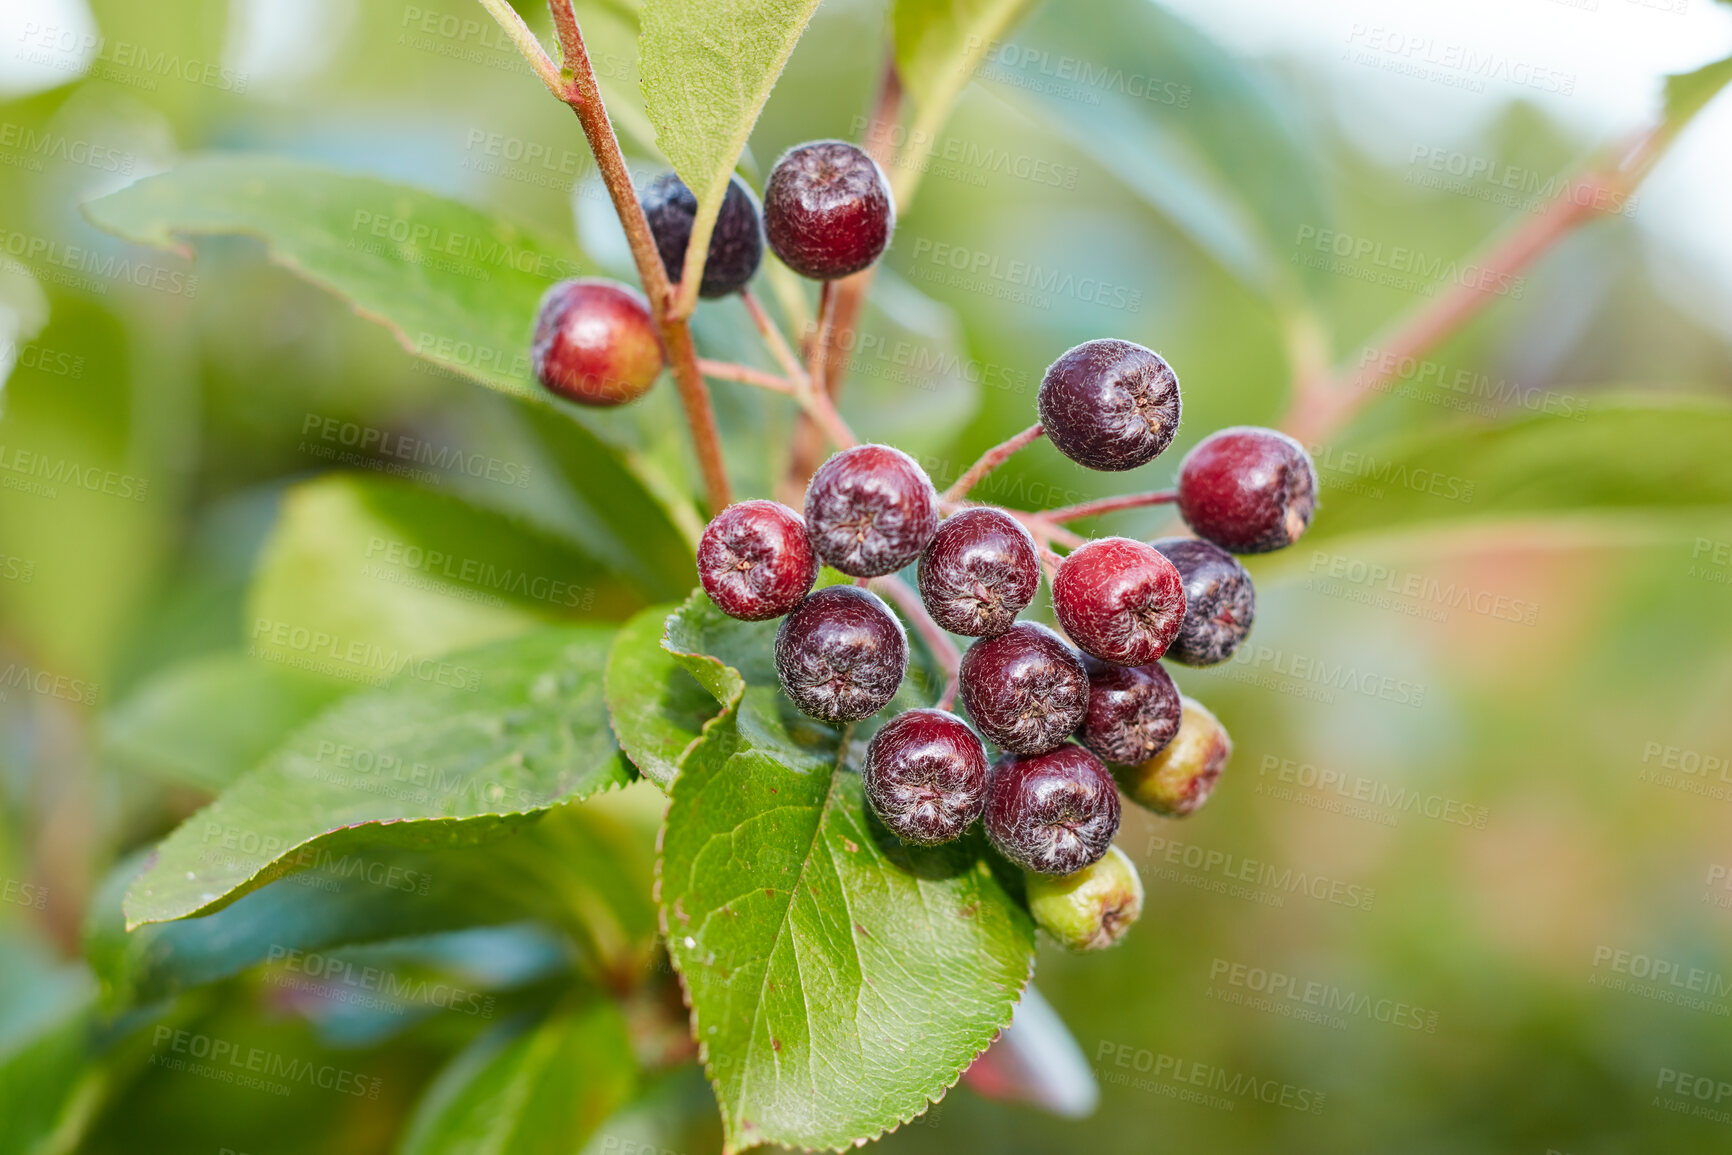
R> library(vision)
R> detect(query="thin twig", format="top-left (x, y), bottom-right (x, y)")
top-left (477, 0), bottom-right (567, 98)
top-left (940, 423), bottom-right (1044, 503)
top-left (742, 289), bottom-right (808, 385)
top-left (1041, 489), bottom-right (1177, 524)
top-left (697, 359), bottom-right (797, 394)
top-left (809, 280), bottom-right (839, 398)
top-left (872, 574), bottom-right (960, 710)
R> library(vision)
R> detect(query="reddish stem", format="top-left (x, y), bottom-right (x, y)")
top-left (940, 423), bottom-right (1045, 503)
top-left (872, 574), bottom-right (960, 709)
top-left (1041, 489), bottom-right (1177, 524)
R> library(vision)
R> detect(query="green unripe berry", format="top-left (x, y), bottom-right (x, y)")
top-left (1027, 844), bottom-right (1144, 952)
top-left (1113, 696), bottom-right (1231, 817)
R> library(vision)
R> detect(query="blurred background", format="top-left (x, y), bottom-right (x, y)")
top-left (4, 0), bottom-right (1732, 1151)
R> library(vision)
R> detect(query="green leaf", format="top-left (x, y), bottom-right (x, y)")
top-left (638, 0), bottom-right (822, 294)
top-left (1298, 400), bottom-right (1732, 546)
top-left (657, 597), bottom-right (1036, 1153)
top-left (1663, 35), bottom-right (1732, 134)
top-left (605, 603), bottom-right (720, 786)
top-left (123, 625), bottom-right (631, 928)
top-left (399, 997), bottom-right (636, 1155)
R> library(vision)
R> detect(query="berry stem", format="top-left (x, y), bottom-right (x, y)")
top-left (1040, 489), bottom-right (1178, 524)
top-left (696, 359), bottom-right (797, 394)
top-left (476, 0), bottom-right (567, 98)
top-left (871, 574), bottom-right (961, 709)
top-left (742, 288), bottom-right (808, 384)
top-left (808, 279), bottom-right (839, 397)
top-left (940, 423), bottom-right (1045, 503)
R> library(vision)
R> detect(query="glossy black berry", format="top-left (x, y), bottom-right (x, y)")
top-left (916, 508), bottom-right (1040, 638)
top-left (958, 622), bottom-right (1089, 756)
top-left (774, 585), bottom-right (908, 724)
top-left (804, 444), bottom-right (939, 578)
top-left (1076, 657), bottom-right (1181, 766)
top-left (764, 140), bottom-right (895, 280)
top-left (641, 171), bottom-right (764, 298)
top-left (698, 500), bottom-right (817, 621)
top-left (1176, 426), bottom-right (1317, 553)
top-left (1037, 339), bottom-right (1181, 471)
top-left (862, 709), bottom-right (990, 845)
top-left (1051, 537), bottom-right (1185, 667)
top-left (531, 278), bottom-right (664, 406)
top-left (1150, 537), bottom-right (1255, 666)
top-left (985, 743), bottom-right (1121, 875)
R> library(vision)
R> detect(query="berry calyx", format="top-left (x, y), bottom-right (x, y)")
top-left (1026, 844), bottom-right (1144, 951)
top-left (984, 743), bottom-right (1121, 875)
top-left (641, 171), bottom-right (764, 299)
top-left (763, 140), bottom-right (895, 280)
top-left (1149, 537), bottom-right (1255, 666)
top-left (1051, 537), bottom-right (1185, 667)
top-left (958, 622), bottom-right (1090, 755)
top-left (1076, 657), bottom-right (1182, 766)
top-left (804, 444), bottom-right (939, 578)
top-left (1037, 339), bottom-right (1181, 471)
top-left (1176, 426), bottom-right (1318, 553)
top-left (774, 585), bottom-right (908, 723)
top-left (1112, 695), bottom-right (1231, 817)
top-left (862, 709), bottom-right (990, 845)
top-left (530, 278), bottom-right (664, 406)
top-left (697, 500), bottom-right (817, 621)
top-left (916, 507), bottom-right (1040, 637)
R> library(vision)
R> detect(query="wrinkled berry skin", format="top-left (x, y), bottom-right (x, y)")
top-left (697, 500), bottom-right (817, 621)
top-left (1077, 657), bottom-right (1181, 766)
top-left (959, 622), bottom-right (1089, 755)
top-left (1027, 844), bottom-right (1144, 951)
top-left (764, 140), bottom-right (895, 280)
top-left (531, 278), bottom-right (664, 406)
top-left (641, 171), bottom-right (764, 298)
top-left (985, 744), bottom-right (1121, 875)
top-left (1177, 426), bottom-right (1317, 553)
top-left (1113, 695), bottom-right (1231, 817)
top-left (1052, 537), bottom-right (1185, 667)
top-left (804, 444), bottom-right (939, 578)
top-left (1149, 537), bottom-right (1256, 666)
top-left (917, 508), bottom-right (1040, 637)
top-left (775, 586), bottom-right (908, 723)
top-left (1037, 340), bottom-right (1181, 471)
top-left (862, 709), bottom-right (990, 845)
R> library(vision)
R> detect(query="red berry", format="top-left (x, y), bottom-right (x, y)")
top-left (1149, 537), bottom-right (1255, 666)
top-left (641, 171), bottom-right (764, 298)
top-left (764, 140), bottom-right (895, 280)
top-left (774, 585), bottom-right (907, 723)
top-left (1176, 426), bottom-right (1317, 553)
top-left (862, 709), bottom-right (990, 845)
top-left (531, 278), bottom-right (664, 406)
top-left (916, 508), bottom-right (1040, 637)
top-left (984, 744), bottom-right (1121, 875)
top-left (1051, 537), bottom-right (1185, 666)
top-left (698, 500), bottom-right (817, 621)
top-left (958, 622), bottom-right (1089, 755)
top-left (804, 444), bottom-right (939, 578)
top-left (1037, 339), bottom-right (1181, 471)
top-left (1076, 657), bottom-right (1181, 766)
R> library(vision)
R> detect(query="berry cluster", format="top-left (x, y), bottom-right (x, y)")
top-left (523, 135), bottom-right (1319, 954)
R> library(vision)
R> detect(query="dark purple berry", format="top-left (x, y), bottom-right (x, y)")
top-left (1051, 537), bottom-right (1185, 667)
top-left (641, 171), bottom-right (764, 298)
top-left (958, 622), bottom-right (1089, 755)
top-left (1149, 537), bottom-right (1255, 666)
top-left (916, 508), bottom-right (1040, 638)
top-left (1037, 339), bottom-right (1181, 471)
top-left (1113, 696), bottom-right (1231, 817)
top-left (764, 140), bottom-right (895, 280)
top-left (862, 709), bottom-right (989, 845)
top-left (984, 744), bottom-right (1121, 875)
top-left (697, 500), bottom-right (817, 621)
top-left (1077, 657), bottom-right (1181, 766)
top-left (803, 444), bottom-right (939, 578)
top-left (1176, 426), bottom-right (1317, 553)
top-left (531, 278), bottom-right (664, 406)
top-left (774, 586), bottom-right (908, 724)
